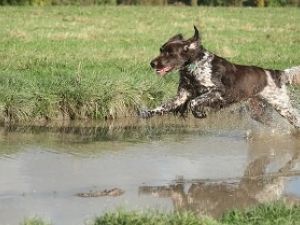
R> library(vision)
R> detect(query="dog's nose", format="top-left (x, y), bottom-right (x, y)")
top-left (150, 60), bottom-right (157, 68)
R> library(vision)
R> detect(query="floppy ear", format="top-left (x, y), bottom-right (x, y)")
top-left (167, 34), bottom-right (184, 43)
top-left (184, 26), bottom-right (201, 50)
top-left (161, 34), bottom-right (184, 49)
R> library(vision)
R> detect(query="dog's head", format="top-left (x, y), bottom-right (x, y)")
top-left (150, 26), bottom-right (201, 76)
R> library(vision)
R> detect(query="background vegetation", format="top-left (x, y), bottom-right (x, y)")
top-left (1, 0), bottom-right (299, 7)
top-left (0, 7), bottom-right (299, 124)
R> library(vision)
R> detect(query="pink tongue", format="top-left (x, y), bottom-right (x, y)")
top-left (157, 66), bottom-right (171, 76)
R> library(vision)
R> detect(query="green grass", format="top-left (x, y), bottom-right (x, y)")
top-left (221, 202), bottom-right (300, 225)
top-left (22, 202), bottom-right (300, 225)
top-left (0, 6), bottom-right (299, 123)
top-left (94, 211), bottom-right (221, 225)
top-left (94, 202), bottom-right (300, 225)
top-left (21, 217), bottom-right (52, 225)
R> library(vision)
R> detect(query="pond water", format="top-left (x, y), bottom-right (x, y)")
top-left (0, 113), bottom-right (300, 225)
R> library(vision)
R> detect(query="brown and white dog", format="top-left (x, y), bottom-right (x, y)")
top-left (140, 26), bottom-right (300, 128)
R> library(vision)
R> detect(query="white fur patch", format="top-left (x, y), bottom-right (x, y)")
top-left (152, 89), bottom-right (190, 113)
top-left (188, 52), bottom-right (215, 88)
top-left (188, 42), bottom-right (197, 50)
top-left (153, 106), bottom-right (164, 113)
top-left (190, 99), bottom-right (198, 109)
top-left (260, 71), bottom-right (290, 108)
top-left (259, 70), bottom-right (300, 127)
top-left (173, 90), bottom-right (190, 106)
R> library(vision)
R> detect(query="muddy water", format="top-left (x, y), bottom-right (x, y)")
top-left (0, 114), bottom-right (300, 225)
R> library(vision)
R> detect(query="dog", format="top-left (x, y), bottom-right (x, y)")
top-left (140, 26), bottom-right (300, 128)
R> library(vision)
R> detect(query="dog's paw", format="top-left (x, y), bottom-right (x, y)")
top-left (138, 110), bottom-right (153, 119)
top-left (191, 110), bottom-right (207, 119)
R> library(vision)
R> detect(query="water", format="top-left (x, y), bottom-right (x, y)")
top-left (0, 115), bottom-right (300, 225)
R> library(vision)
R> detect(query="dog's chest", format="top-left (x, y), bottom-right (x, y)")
top-left (188, 54), bottom-right (216, 88)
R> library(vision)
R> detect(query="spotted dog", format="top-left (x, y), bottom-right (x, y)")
top-left (140, 26), bottom-right (300, 128)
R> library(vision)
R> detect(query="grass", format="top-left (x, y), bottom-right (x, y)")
top-left (94, 211), bottom-right (221, 225)
top-left (21, 217), bottom-right (51, 225)
top-left (221, 202), bottom-right (300, 225)
top-left (21, 202), bottom-right (300, 225)
top-left (0, 6), bottom-right (299, 124)
top-left (95, 202), bottom-right (300, 225)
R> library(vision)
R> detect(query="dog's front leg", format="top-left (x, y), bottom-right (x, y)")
top-left (190, 90), bottom-right (226, 119)
top-left (139, 89), bottom-right (191, 118)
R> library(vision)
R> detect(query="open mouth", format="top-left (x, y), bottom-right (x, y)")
top-left (155, 66), bottom-right (174, 76)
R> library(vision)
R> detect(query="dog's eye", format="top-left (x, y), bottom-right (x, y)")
top-left (165, 49), bottom-right (173, 56)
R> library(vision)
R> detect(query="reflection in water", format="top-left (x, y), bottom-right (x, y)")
top-left (0, 114), bottom-right (250, 156)
top-left (1, 113), bottom-right (248, 138)
top-left (139, 137), bottom-right (300, 217)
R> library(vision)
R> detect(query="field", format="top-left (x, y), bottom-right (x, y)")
top-left (0, 6), bottom-right (300, 124)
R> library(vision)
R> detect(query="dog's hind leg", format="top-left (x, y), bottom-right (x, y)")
top-left (269, 99), bottom-right (300, 128)
top-left (259, 77), bottom-right (300, 128)
top-left (247, 98), bottom-right (273, 125)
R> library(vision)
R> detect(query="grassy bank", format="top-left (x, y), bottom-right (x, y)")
top-left (0, 7), bottom-right (300, 124)
top-left (21, 202), bottom-right (300, 225)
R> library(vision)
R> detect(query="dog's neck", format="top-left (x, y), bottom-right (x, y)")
top-left (182, 48), bottom-right (214, 74)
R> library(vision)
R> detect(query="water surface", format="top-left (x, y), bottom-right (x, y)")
top-left (0, 115), bottom-right (300, 225)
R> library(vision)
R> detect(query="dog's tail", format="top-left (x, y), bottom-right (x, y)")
top-left (282, 66), bottom-right (300, 85)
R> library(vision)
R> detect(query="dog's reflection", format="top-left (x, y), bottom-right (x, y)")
top-left (139, 137), bottom-right (300, 217)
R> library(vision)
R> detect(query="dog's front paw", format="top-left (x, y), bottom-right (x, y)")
top-left (191, 110), bottom-right (207, 119)
top-left (138, 110), bottom-right (153, 119)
